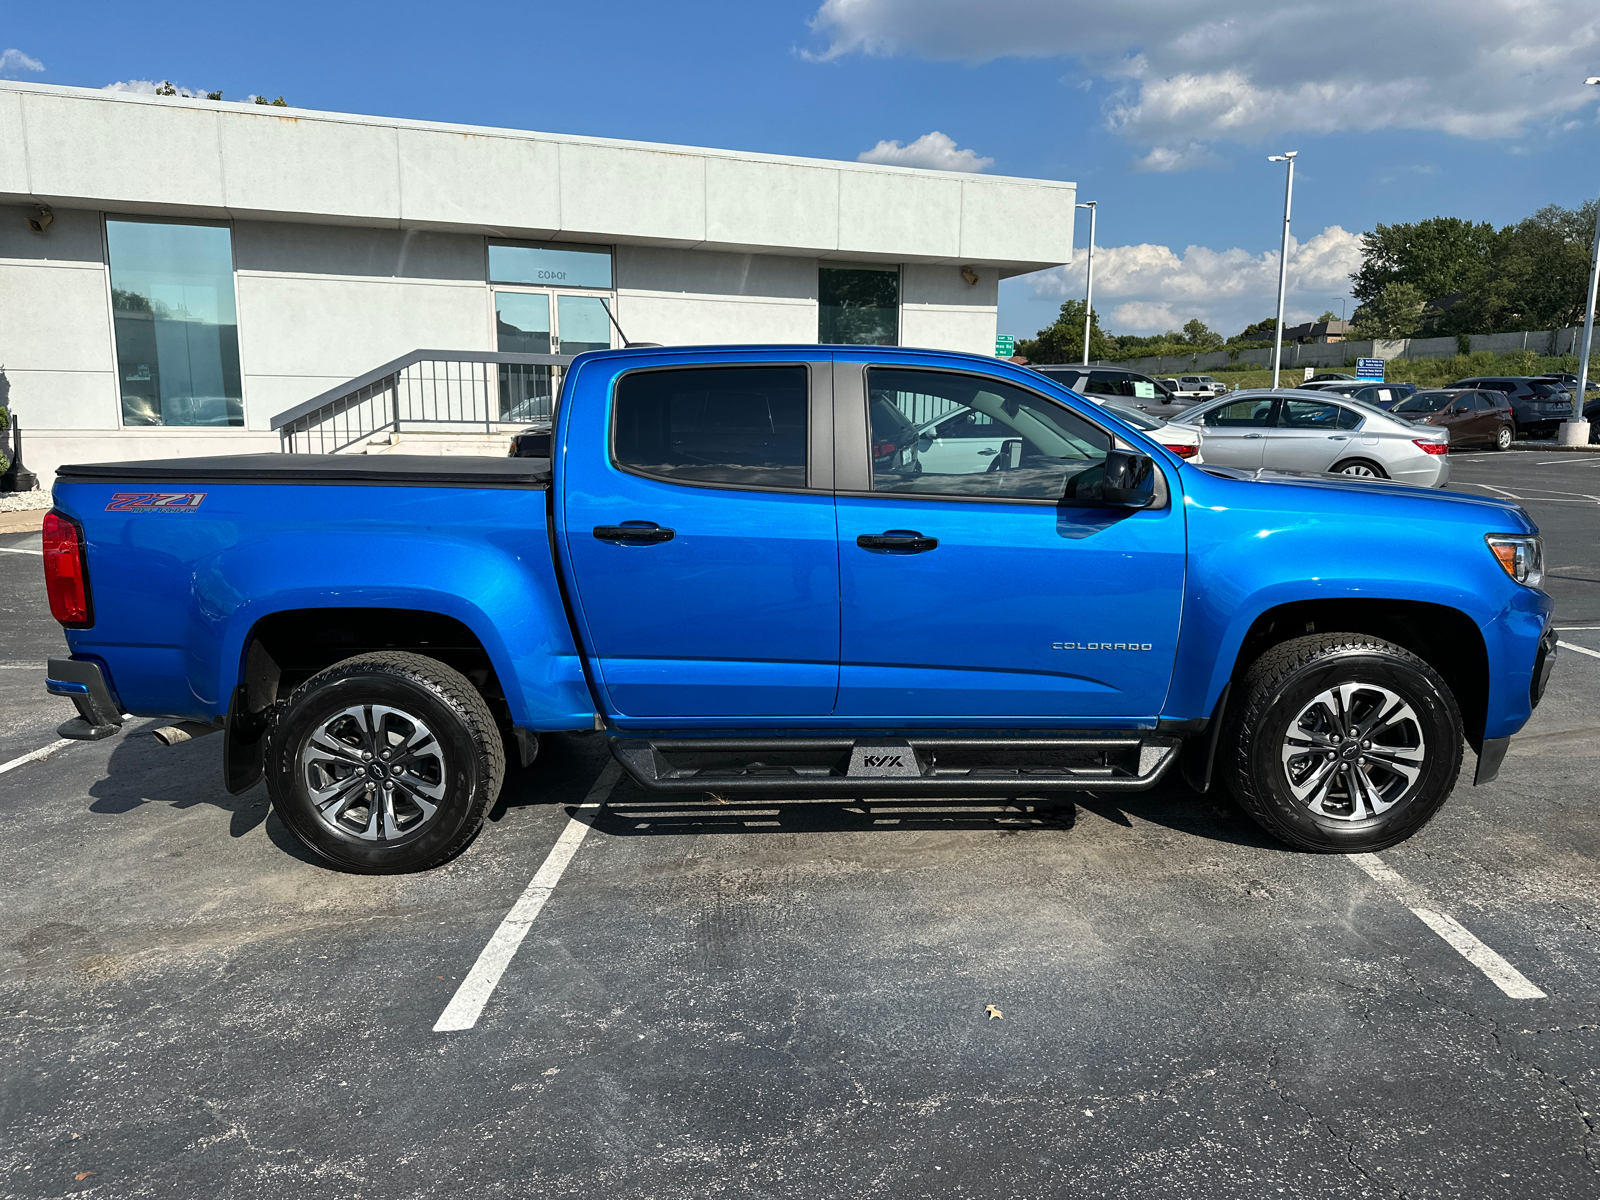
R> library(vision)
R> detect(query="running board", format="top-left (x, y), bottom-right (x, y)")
top-left (609, 735), bottom-right (1180, 795)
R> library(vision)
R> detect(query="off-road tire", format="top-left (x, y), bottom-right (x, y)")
top-left (265, 652), bottom-right (505, 873)
top-left (1221, 634), bottom-right (1462, 853)
top-left (1330, 458), bottom-right (1388, 479)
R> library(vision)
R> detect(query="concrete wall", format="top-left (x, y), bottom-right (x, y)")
top-left (1101, 327), bottom-right (1593, 377)
top-left (0, 82), bottom-right (1075, 273)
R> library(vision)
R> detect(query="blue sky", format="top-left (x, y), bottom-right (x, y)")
top-left (5, 0), bottom-right (1599, 341)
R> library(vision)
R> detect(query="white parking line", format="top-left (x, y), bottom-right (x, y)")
top-left (1349, 853), bottom-right (1545, 999)
top-left (1558, 641), bottom-right (1600, 661)
top-left (0, 739), bottom-right (74, 776)
top-left (1461, 482), bottom-right (1522, 499)
top-left (433, 760), bottom-right (623, 1032)
top-left (1554, 626), bottom-right (1600, 631)
top-left (0, 546), bottom-right (42, 555)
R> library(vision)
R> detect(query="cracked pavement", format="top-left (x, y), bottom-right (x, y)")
top-left (3, 451), bottom-right (1599, 1198)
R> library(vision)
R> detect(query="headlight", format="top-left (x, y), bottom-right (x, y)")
top-left (1485, 534), bottom-right (1544, 588)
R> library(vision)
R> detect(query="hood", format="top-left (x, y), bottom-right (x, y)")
top-left (1193, 463), bottom-right (1533, 527)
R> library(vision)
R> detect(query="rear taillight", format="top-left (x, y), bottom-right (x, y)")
top-left (1162, 443), bottom-right (1199, 458)
top-left (872, 441), bottom-right (897, 459)
top-left (1413, 440), bottom-right (1449, 455)
top-left (42, 511), bottom-right (93, 627)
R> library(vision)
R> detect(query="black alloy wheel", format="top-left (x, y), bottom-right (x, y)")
top-left (264, 652), bottom-right (505, 873)
top-left (1222, 634), bottom-right (1463, 853)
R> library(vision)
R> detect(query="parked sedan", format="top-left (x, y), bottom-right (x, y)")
top-left (1391, 389), bottom-right (1514, 450)
top-left (1172, 389), bottom-right (1450, 487)
top-left (1030, 365), bottom-right (1185, 415)
top-left (1302, 380), bottom-right (1417, 409)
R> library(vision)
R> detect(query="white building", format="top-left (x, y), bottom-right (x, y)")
top-left (0, 81), bottom-right (1074, 483)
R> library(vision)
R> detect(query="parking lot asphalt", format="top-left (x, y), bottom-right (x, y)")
top-left (3, 455), bottom-right (1599, 1199)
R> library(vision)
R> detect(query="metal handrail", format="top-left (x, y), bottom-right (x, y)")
top-left (272, 350), bottom-right (575, 455)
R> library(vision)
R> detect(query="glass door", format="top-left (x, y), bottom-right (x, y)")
top-left (494, 291), bottom-right (553, 422)
top-left (555, 294), bottom-right (615, 355)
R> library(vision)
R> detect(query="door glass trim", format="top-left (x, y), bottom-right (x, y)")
top-left (606, 361), bottom-right (832, 496)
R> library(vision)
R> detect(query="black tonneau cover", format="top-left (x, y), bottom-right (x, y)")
top-left (55, 454), bottom-right (552, 489)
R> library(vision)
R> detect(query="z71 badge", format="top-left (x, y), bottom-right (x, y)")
top-left (105, 492), bottom-right (207, 512)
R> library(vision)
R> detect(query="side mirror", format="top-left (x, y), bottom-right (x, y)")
top-left (1063, 449), bottom-right (1157, 508)
top-left (1103, 449), bottom-right (1157, 507)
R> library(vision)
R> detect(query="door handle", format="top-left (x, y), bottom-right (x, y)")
top-left (1242, 433), bottom-right (1265, 439)
top-left (1328, 435), bottom-right (1348, 440)
top-left (857, 530), bottom-right (939, 554)
top-left (593, 522), bottom-right (675, 544)
top-left (977, 448), bottom-right (998, 455)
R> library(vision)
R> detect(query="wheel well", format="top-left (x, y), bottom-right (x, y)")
top-left (1230, 600), bottom-right (1488, 751)
top-left (239, 607), bottom-right (508, 724)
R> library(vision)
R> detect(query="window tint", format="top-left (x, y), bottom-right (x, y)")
top-left (819, 267), bottom-right (899, 345)
top-left (1395, 391), bottom-right (1452, 414)
top-left (106, 220), bottom-right (242, 428)
top-left (1335, 406), bottom-right (1362, 430)
top-left (1084, 371), bottom-right (1134, 397)
top-left (1466, 392), bottom-right (1490, 411)
top-left (612, 366), bottom-right (808, 489)
top-left (1203, 399), bottom-right (1276, 427)
top-left (867, 368), bottom-right (1111, 501)
top-left (1279, 400), bottom-right (1343, 429)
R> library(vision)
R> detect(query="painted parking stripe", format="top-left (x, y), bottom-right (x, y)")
top-left (1349, 853), bottom-right (1545, 999)
top-left (434, 760), bottom-right (622, 1032)
top-left (0, 739), bottom-right (74, 776)
top-left (1558, 641), bottom-right (1600, 661)
top-left (0, 546), bottom-right (42, 555)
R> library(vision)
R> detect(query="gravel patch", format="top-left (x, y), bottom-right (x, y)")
top-left (0, 491), bottom-right (51, 513)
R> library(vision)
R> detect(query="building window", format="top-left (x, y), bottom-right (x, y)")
top-left (819, 265), bottom-right (899, 346)
top-left (489, 242), bottom-right (613, 289)
top-left (106, 219), bottom-right (243, 427)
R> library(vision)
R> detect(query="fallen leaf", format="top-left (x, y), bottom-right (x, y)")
top-left (75, 1172), bottom-right (94, 1181)
top-left (985, 1005), bottom-right (1003, 1020)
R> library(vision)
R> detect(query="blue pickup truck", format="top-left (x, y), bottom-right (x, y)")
top-left (41, 345), bottom-right (1557, 872)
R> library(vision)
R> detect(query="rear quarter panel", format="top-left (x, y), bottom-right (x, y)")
top-left (51, 481), bottom-right (593, 729)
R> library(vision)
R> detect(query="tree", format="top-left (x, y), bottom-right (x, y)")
top-left (254, 94), bottom-right (289, 107)
top-left (1182, 318), bottom-right (1222, 349)
top-left (1349, 217), bottom-right (1499, 309)
top-left (1317, 310), bottom-right (1339, 323)
top-left (1228, 317), bottom-right (1278, 344)
top-left (1015, 299), bottom-right (1114, 364)
top-left (1349, 282), bottom-right (1426, 339)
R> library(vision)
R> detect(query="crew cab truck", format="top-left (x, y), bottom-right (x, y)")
top-left (41, 346), bottom-right (1557, 873)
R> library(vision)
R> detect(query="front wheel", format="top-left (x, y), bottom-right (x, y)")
top-left (264, 652), bottom-right (506, 873)
top-left (1492, 424), bottom-right (1513, 451)
top-left (1330, 458), bottom-right (1388, 479)
top-left (1221, 634), bottom-right (1463, 853)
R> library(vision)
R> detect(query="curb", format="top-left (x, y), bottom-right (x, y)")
top-left (1504, 443), bottom-right (1600, 453)
top-left (0, 509), bottom-right (47, 534)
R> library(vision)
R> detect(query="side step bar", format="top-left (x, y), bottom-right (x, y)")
top-left (610, 734), bottom-right (1180, 796)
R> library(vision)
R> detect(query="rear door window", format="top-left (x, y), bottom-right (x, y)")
top-left (612, 366), bottom-right (809, 489)
top-left (1202, 399), bottom-right (1277, 427)
top-left (1085, 371), bottom-right (1137, 398)
top-left (1279, 400), bottom-right (1343, 429)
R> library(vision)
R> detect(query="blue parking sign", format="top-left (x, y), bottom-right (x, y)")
top-left (1356, 357), bottom-right (1384, 380)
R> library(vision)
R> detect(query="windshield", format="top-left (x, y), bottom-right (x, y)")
top-left (1394, 391), bottom-right (1453, 414)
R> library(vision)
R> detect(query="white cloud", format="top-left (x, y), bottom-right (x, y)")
top-left (1131, 141), bottom-right (1225, 173)
top-left (1026, 225), bottom-right (1363, 337)
top-left (857, 131), bottom-right (993, 172)
top-left (809, 1), bottom-right (1600, 168)
top-left (0, 48), bottom-right (44, 75)
top-left (102, 79), bottom-right (202, 97)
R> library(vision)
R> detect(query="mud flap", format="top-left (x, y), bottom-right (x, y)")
top-left (1473, 735), bottom-right (1510, 785)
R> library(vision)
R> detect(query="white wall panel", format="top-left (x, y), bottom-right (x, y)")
top-left (619, 294), bottom-right (817, 347)
top-left (900, 306), bottom-right (996, 357)
top-left (705, 158), bottom-right (837, 254)
top-left (21, 92), bottom-right (225, 210)
top-left (3, 369), bottom-right (119, 432)
top-left (219, 112), bottom-right (399, 222)
top-left (0, 262), bottom-right (114, 372)
top-left (399, 129), bottom-right (560, 235)
top-left (836, 170), bottom-right (962, 261)
top-left (960, 178), bottom-right (1076, 268)
top-left (0, 92), bottom-right (28, 196)
top-left (559, 143), bottom-right (705, 246)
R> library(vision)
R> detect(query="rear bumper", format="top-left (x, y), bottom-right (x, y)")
top-left (46, 656), bottom-right (124, 740)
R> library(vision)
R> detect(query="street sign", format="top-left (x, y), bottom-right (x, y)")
top-left (1356, 357), bottom-right (1384, 380)
top-left (995, 334), bottom-right (1015, 358)
top-left (1303, 367), bottom-right (1314, 381)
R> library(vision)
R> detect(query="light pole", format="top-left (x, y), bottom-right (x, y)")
top-left (1268, 151), bottom-right (1297, 389)
top-left (1076, 201), bottom-right (1096, 366)
top-left (1562, 77), bottom-right (1600, 446)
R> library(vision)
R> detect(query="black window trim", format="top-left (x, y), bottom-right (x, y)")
top-left (606, 360), bottom-right (831, 497)
top-left (834, 362), bottom-right (1171, 510)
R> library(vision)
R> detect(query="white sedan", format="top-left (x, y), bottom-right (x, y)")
top-left (915, 396), bottom-right (1202, 470)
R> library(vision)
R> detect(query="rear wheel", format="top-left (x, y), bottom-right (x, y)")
top-left (1492, 424), bottom-right (1513, 451)
top-left (1222, 634), bottom-right (1462, 853)
top-left (1330, 458), bottom-right (1388, 479)
top-left (265, 652), bottom-right (505, 873)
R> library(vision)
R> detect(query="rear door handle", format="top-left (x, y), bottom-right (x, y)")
top-left (593, 522), bottom-right (675, 544)
top-left (1328, 435), bottom-right (1348, 440)
top-left (857, 530), bottom-right (938, 554)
